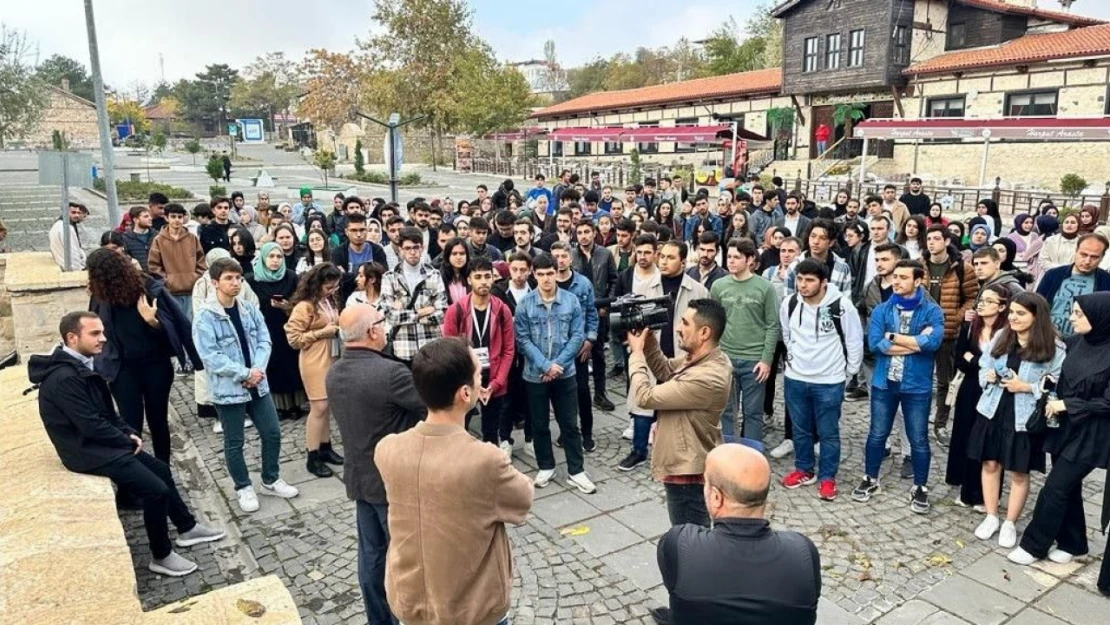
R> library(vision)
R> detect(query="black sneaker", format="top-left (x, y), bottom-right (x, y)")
top-left (650, 606), bottom-right (671, 625)
top-left (846, 386), bottom-right (869, 401)
top-left (899, 457), bottom-right (913, 479)
top-left (850, 476), bottom-right (880, 502)
top-left (845, 375), bottom-right (859, 393)
top-left (593, 394), bottom-right (616, 411)
top-left (583, 438), bottom-right (597, 453)
top-left (618, 451), bottom-right (647, 471)
top-left (608, 365), bottom-right (625, 379)
top-left (910, 485), bottom-right (930, 514)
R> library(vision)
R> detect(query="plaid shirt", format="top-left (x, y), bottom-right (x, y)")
top-left (380, 261), bottom-right (448, 361)
top-left (783, 252), bottom-right (853, 297)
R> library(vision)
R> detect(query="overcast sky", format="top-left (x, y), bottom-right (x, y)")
top-left (9, 0), bottom-right (1110, 88)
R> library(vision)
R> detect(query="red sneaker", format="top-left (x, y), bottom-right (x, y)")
top-left (782, 470), bottom-right (817, 489)
top-left (818, 479), bottom-right (838, 501)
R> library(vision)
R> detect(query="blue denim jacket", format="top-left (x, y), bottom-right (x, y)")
top-left (561, 272), bottom-right (599, 342)
top-left (192, 299), bottom-right (273, 405)
top-left (514, 288), bottom-right (585, 383)
top-left (976, 337), bottom-right (1065, 432)
top-left (867, 289), bottom-right (946, 394)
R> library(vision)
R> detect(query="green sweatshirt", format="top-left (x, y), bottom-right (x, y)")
top-left (710, 273), bottom-right (780, 364)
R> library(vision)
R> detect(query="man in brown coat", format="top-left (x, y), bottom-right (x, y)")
top-left (148, 203), bottom-right (206, 321)
top-left (376, 337), bottom-right (533, 625)
top-left (626, 298), bottom-right (732, 528)
top-left (922, 225), bottom-right (977, 443)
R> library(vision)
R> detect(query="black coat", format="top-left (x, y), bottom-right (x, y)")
top-left (658, 518), bottom-right (820, 625)
top-left (28, 348), bottom-right (138, 472)
top-left (947, 323), bottom-right (988, 488)
top-left (89, 276), bottom-right (202, 383)
top-left (248, 272), bottom-right (303, 394)
top-left (198, 221), bottom-right (231, 253)
top-left (1047, 334), bottom-right (1110, 470)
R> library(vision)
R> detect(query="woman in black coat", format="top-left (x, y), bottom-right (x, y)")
top-left (1011, 292), bottom-right (1110, 594)
top-left (86, 248), bottom-right (202, 463)
top-left (946, 283), bottom-right (1010, 507)
top-left (248, 241), bottom-right (307, 420)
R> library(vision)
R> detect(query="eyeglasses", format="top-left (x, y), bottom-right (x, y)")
top-left (979, 298), bottom-right (1003, 306)
top-left (401, 245), bottom-right (422, 252)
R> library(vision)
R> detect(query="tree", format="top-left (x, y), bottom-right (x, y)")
top-left (833, 102), bottom-right (867, 139)
top-left (108, 99), bottom-right (150, 134)
top-left (313, 149), bottom-right (337, 188)
top-left (190, 64), bottom-right (239, 130)
top-left (51, 129), bottom-right (69, 151)
top-left (567, 57), bottom-right (612, 98)
top-left (452, 49), bottom-right (537, 137)
top-left (151, 131), bottom-right (167, 156)
top-left (184, 138), bottom-right (202, 165)
top-left (297, 49), bottom-right (367, 132)
top-left (766, 106), bottom-right (795, 159)
top-left (36, 54), bottom-right (95, 101)
top-left (629, 149), bottom-right (643, 184)
top-left (229, 52), bottom-right (301, 130)
top-left (353, 138), bottom-right (365, 175)
top-left (1060, 174), bottom-right (1088, 199)
top-left (0, 26), bottom-right (48, 148)
top-left (206, 155), bottom-right (225, 184)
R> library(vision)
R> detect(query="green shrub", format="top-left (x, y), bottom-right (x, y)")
top-left (209, 185), bottom-right (227, 198)
top-left (400, 172), bottom-right (422, 186)
top-left (205, 156), bottom-right (225, 183)
top-left (343, 171), bottom-right (423, 186)
top-left (1060, 173), bottom-right (1088, 198)
top-left (353, 139), bottom-right (365, 175)
top-left (93, 179), bottom-right (194, 202)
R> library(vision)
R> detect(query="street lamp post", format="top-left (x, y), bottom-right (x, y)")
top-left (84, 0), bottom-right (120, 228)
top-left (355, 112), bottom-right (426, 203)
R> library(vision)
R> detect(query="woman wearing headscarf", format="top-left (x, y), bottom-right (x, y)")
top-left (192, 247), bottom-right (260, 426)
top-left (1040, 214), bottom-right (1080, 273)
top-left (968, 219), bottom-right (993, 254)
top-left (1010, 292), bottom-right (1110, 593)
top-left (926, 202), bottom-right (949, 228)
top-left (1007, 213), bottom-right (1044, 280)
top-left (976, 199), bottom-right (1003, 238)
top-left (247, 241), bottom-right (306, 421)
top-left (993, 238), bottom-right (1034, 289)
top-left (1034, 215), bottom-right (1058, 238)
top-left (1078, 205), bottom-right (1099, 235)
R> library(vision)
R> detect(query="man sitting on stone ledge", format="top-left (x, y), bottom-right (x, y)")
top-left (28, 311), bottom-right (226, 577)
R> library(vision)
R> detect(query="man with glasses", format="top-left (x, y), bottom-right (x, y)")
top-left (380, 227), bottom-right (448, 363)
top-left (1036, 233), bottom-right (1110, 336)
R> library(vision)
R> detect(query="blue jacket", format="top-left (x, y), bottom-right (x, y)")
top-left (1036, 264), bottom-right (1110, 304)
top-left (192, 298), bottom-right (273, 405)
top-left (684, 213), bottom-right (724, 242)
top-left (561, 272), bottom-right (600, 342)
top-left (867, 288), bottom-right (945, 394)
top-left (977, 337), bottom-right (1065, 432)
top-left (514, 288), bottom-right (584, 383)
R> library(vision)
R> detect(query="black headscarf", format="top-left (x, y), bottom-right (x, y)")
top-left (1065, 292), bottom-right (1110, 533)
top-left (994, 237), bottom-right (1018, 272)
top-left (1076, 292), bottom-right (1110, 346)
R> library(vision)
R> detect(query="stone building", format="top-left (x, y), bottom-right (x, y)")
top-left (530, 0), bottom-right (1110, 189)
top-left (23, 83), bottom-right (99, 149)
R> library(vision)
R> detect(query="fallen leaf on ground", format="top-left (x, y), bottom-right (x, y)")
top-left (236, 599), bottom-right (267, 618)
top-left (559, 525), bottom-right (590, 536)
top-left (926, 554), bottom-right (953, 567)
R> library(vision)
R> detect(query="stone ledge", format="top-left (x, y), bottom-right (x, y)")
top-left (0, 365), bottom-right (301, 625)
top-left (1, 252), bottom-right (87, 292)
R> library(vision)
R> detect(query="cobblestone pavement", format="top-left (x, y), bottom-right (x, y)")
top-left (123, 366), bottom-right (1108, 625)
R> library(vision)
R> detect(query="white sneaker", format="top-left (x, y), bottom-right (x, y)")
top-left (814, 442), bottom-right (821, 457)
top-left (567, 472), bottom-right (597, 494)
top-left (534, 469), bottom-right (555, 488)
top-left (1048, 549), bottom-right (1076, 564)
top-left (975, 515), bottom-right (1000, 540)
top-left (621, 425), bottom-right (633, 441)
top-left (245, 418), bottom-right (254, 429)
top-left (261, 479), bottom-right (299, 499)
top-left (213, 420), bottom-right (224, 434)
top-left (499, 440), bottom-right (513, 459)
top-left (1007, 547), bottom-right (1038, 565)
top-left (236, 486), bottom-right (260, 512)
top-left (998, 521), bottom-right (1018, 548)
top-left (769, 439), bottom-right (794, 459)
top-left (524, 441), bottom-right (536, 458)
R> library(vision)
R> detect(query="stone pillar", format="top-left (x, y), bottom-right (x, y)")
top-left (0, 257), bottom-right (14, 357)
top-left (2, 253), bottom-right (90, 357)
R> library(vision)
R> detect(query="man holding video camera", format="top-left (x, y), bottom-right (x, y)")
top-left (625, 297), bottom-right (732, 528)
top-left (616, 237), bottom-right (709, 472)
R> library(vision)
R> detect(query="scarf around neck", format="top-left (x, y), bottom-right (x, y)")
top-left (253, 242), bottom-right (287, 282)
top-left (892, 286), bottom-right (924, 311)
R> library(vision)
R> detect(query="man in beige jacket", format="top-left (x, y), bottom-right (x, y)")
top-left (376, 337), bottom-right (533, 625)
top-left (626, 298), bottom-right (732, 528)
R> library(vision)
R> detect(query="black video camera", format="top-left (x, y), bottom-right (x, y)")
top-left (610, 294), bottom-right (671, 335)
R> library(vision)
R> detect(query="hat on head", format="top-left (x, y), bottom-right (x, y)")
top-left (299, 187), bottom-right (312, 196)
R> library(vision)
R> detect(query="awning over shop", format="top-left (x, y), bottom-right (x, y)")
top-left (548, 127), bottom-right (627, 142)
top-left (485, 127), bottom-right (548, 141)
top-left (854, 117), bottom-right (1110, 141)
top-left (548, 124), bottom-right (768, 143)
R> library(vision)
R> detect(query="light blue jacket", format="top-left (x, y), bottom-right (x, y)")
top-left (192, 299), bottom-right (272, 405)
top-left (514, 288), bottom-right (585, 383)
top-left (867, 288), bottom-right (946, 394)
top-left (977, 337), bottom-right (1065, 432)
top-left (560, 272), bottom-right (599, 342)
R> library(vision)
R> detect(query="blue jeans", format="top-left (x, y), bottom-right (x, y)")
top-left (720, 357), bottom-right (766, 443)
top-left (784, 378), bottom-right (844, 481)
top-left (631, 413), bottom-right (655, 456)
top-left (173, 294), bottom-right (193, 322)
top-left (215, 393), bottom-right (281, 489)
top-left (866, 381), bottom-right (932, 486)
top-left (356, 500), bottom-right (397, 625)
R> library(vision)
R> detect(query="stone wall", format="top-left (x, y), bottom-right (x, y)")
top-left (0, 257), bottom-right (13, 357)
top-left (23, 88), bottom-right (99, 150)
top-left (2, 253), bottom-right (89, 357)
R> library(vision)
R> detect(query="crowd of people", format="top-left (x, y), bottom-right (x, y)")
top-left (31, 171), bottom-right (1110, 624)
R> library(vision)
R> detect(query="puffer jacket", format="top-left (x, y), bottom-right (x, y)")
top-left (924, 252), bottom-right (977, 339)
top-left (148, 227), bottom-right (207, 295)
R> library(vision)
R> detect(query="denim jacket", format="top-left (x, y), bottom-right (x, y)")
top-left (976, 337), bottom-right (1065, 432)
top-left (560, 272), bottom-right (599, 342)
top-left (192, 299), bottom-right (273, 405)
top-left (514, 289), bottom-right (585, 383)
top-left (867, 289), bottom-right (946, 394)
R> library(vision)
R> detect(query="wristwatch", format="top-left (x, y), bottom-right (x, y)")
top-left (887, 332), bottom-right (896, 342)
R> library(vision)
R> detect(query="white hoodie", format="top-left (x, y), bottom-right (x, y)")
top-left (779, 284), bottom-right (863, 384)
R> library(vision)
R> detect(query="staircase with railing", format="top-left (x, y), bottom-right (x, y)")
top-left (747, 148), bottom-right (775, 174)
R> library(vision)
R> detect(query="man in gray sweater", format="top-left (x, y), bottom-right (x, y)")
top-left (327, 303), bottom-right (425, 625)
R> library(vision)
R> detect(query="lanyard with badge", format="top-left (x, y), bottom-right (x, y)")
top-left (472, 304), bottom-right (491, 371)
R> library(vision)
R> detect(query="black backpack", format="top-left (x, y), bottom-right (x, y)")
top-left (787, 293), bottom-right (847, 361)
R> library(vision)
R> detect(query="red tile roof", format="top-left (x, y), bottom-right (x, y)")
top-left (144, 103), bottom-right (176, 120)
top-left (905, 23), bottom-right (1110, 75)
top-left (958, 0), bottom-right (1105, 27)
top-left (533, 68), bottom-right (782, 119)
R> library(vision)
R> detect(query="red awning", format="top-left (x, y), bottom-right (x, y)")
top-left (854, 117), bottom-right (1110, 141)
top-left (549, 124), bottom-right (767, 143)
top-left (486, 127), bottom-right (547, 141)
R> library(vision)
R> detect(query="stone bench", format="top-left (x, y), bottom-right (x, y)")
top-left (0, 364), bottom-right (302, 624)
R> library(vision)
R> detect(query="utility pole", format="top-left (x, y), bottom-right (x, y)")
top-left (84, 0), bottom-right (120, 228)
top-left (355, 111), bottom-right (425, 203)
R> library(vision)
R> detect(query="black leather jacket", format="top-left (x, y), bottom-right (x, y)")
top-left (571, 243), bottom-right (617, 308)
